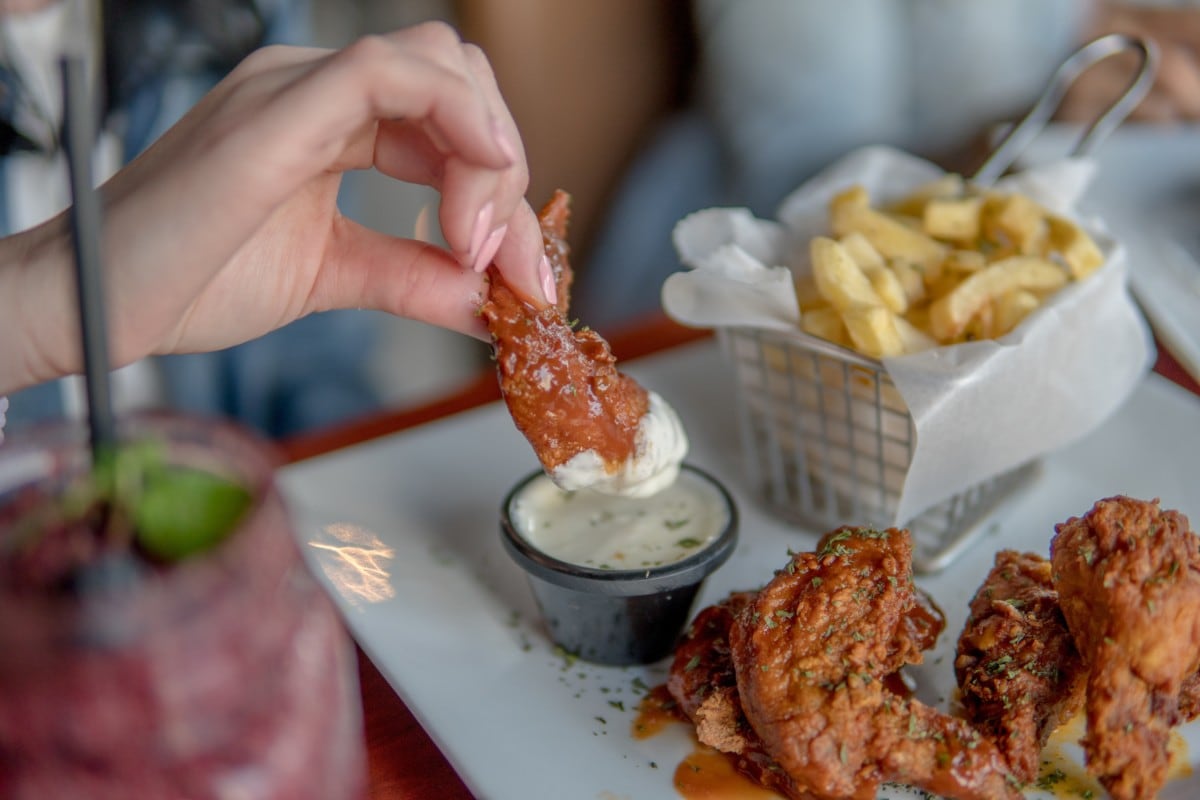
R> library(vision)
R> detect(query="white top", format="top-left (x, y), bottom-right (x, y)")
top-left (693, 0), bottom-right (1088, 207)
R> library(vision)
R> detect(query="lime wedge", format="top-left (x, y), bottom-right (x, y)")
top-left (134, 468), bottom-right (252, 561)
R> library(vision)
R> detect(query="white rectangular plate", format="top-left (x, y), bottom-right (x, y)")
top-left (281, 341), bottom-right (1200, 799)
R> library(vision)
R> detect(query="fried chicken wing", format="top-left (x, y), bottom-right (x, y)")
top-left (669, 578), bottom-right (947, 800)
top-left (669, 592), bottom-right (757, 754)
top-left (480, 192), bottom-right (685, 496)
top-left (668, 592), bottom-right (815, 800)
top-left (729, 527), bottom-right (1019, 800)
top-left (1050, 496), bottom-right (1200, 800)
top-left (955, 550), bottom-right (1085, 783)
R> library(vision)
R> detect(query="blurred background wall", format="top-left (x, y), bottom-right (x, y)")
top-left (310, 0), bottom-right (480, 410)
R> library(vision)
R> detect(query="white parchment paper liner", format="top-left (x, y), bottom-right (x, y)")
top-left (664, 146), bottom-right (1153, 524)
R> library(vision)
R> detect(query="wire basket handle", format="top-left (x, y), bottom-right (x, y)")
top-left (972, 33), bottom-right (1159, 186)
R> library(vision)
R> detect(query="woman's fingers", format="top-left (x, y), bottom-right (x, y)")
top-left (434, 42), bottom-right (529, 274)
top-left (346, 26), bottom-right (546, 304)
top-left (490, 198), bottom-right (555, 309)
top-left (317, 218), bottom-right (492, 340)
top-left (362, 25), bottom-right (514, 170)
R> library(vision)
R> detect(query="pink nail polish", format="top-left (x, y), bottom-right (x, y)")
top-left (539, 255), bottom-right (558, 307)
top-left (465, 202), bottom-right (494, 267)
top-left (473, 224), bottom-right (507, 273)
top-left (491, 118), bottom-right (518, 163)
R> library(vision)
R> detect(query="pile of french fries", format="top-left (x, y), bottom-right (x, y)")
top-left (797, 175), bottom-right (1105, 358)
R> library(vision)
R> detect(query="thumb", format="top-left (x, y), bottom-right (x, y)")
top-left (317, 218), bottom-right (492, 340)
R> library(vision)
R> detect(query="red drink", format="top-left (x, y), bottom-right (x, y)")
top-left (0, 414), bottom-right (366, 799)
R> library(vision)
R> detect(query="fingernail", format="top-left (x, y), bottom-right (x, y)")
top-left (491, 118), bottom-right (518, 163)
top-left (465, 201), bottom-right (493, 268)
top-left (538, 255), bottom-right (558, 306)
top-left (473, 224), bottom-right (507, 273)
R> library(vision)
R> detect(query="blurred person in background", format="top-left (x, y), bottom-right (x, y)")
top-left (0, 0), bottom-right (384, 438)
top-left (468, 0), bottom-right (1198, 333)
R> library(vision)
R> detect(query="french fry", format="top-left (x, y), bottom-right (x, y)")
top-left (894, 316), bottom-right (937, 354)
top-left (984, 192), bottom-right (1047, 255)
top-left (839, 232), bottom-right (887, 273)
top-left (923, 196), bottom-right (983, 242)
top-left (809, 237), bottom-right (884, 311)
top-left (801, 305), bottom-right (850, 346)
top-left (841, 306), bottom-right (905, 359)
top-left (1046, 215), bottom-right (1104, 279)
top-left (961, 302), bottom-right (996, 342)
top-left (806, 179), bottom-right (1104, 358)
top-left (886, 174), bottom-right (965, 217)
top-left (925, 267), bottom-right (966, 303)
top-left (831, 197), bottom-right (948, 272)
top-left (829, 185), bottom-right (870, 227)
top-left (887, 259), bottom-right (927, 305)
top-left (993, 289), bottom-right (1041, 336)
top-left (868, 268), bottom-right (909, 314)
top-left (838, 233), bottom-right (906, 313)
top-left (943, 249), bottom-right (988, 274)
top-left (928, 256), bottom-right (1067, 341)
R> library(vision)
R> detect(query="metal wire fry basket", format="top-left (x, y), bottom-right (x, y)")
top-left (720, 326), bottom-right (1040, 573)
top-left (711, 33), bottom-right (1156, 573)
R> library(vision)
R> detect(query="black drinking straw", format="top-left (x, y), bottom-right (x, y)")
top-left (59, 49), bottom-right (116, 463)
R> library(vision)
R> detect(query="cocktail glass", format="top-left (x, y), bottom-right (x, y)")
top-left (0, 412), bottom-right (366, 799)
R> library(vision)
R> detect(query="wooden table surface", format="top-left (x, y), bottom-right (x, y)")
top-left (279, 313), bottom-right (1200, 800)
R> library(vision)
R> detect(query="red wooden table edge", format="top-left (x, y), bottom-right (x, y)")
top-left (280, 313), bottom-right (711, 464)
top-left (283, 314), bottom-right (1197, 800)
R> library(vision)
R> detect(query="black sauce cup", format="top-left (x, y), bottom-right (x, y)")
top-left (500, 464), bottom-right (738, 666)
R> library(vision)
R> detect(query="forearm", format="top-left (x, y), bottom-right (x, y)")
top-left (0, 215), bottom-right (76, 395)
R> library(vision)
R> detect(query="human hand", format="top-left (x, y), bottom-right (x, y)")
top-left (0, 22), bottom-right (554, 393)
top-left (1059, 3), bottom-right (1200, 123)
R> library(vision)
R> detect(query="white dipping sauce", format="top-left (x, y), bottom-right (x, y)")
top-left (510, 469), bottom-right (729, 570)
top-left (549, 391), bottom-right (689, 498)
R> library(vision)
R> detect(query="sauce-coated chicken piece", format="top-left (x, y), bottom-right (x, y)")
top-left (730, 527), bottom-right (1020, 800)
top-left (1051, 496), bottom-right (1200, 800)
top-left (667, 591), bottom-right (816, 800)
top-left (480, 191), bottom-right (650, 478)
top-left (669, 578), bottom-right (946, 799)
top-left (955, 550), bottom-right (1086, 783)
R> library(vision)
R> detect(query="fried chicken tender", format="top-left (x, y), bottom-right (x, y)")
top-left (955, 550), bottom-right (1085, 783)
top-left (1050, 496), bottom-right (1200, 800)
top-left (482, 192), bottom-right (690, 497)
top-left (730, 527), bottom-right (1019, 800)
top-left (668, 592), bottom-right (815, 800)
top-left (480, 191), bottom-right (650, 475)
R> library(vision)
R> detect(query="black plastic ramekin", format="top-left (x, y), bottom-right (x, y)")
top-left (500, 464), bottom-right (738, 666)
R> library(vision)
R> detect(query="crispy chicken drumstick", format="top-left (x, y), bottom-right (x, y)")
top-left (729, 527), bottom-right (1019, 800)
top-left (1050, 496), bottom-right (1200, 800)
top-left (668, 591), bottom-right (815, 800)
top-left (955, 550), bottom-right (1086, 784)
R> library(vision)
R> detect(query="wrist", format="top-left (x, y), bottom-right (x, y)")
top-left (0, 215), bottom-right (74, 395)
